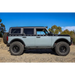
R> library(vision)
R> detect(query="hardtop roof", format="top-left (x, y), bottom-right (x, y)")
top-left (10, 26), bottom-right (47, 29)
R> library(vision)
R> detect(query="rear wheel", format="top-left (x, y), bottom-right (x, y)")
top-left (55, 42), bottom-right (70, 56)
top-left (9, 41), bottom-right (24, 55)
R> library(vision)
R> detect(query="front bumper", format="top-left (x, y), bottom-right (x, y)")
top-left (69, 38), bottom-right (73, 45)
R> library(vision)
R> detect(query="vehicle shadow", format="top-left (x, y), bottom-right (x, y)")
top-left (24, 49), bottom-right (57, 55)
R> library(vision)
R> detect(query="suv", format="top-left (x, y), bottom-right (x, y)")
top-left (3, 26), bottom-right (72, 56)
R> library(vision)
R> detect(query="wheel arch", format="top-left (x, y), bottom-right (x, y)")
top-left (10, 39), bottom-right (25, 46)
top-left (53, 38), bottom-right (70, 48)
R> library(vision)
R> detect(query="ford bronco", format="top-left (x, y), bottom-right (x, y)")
top-left (3, 26), bottom-right (72, 56)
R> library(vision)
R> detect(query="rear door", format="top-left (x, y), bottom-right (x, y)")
top-left (22, 28), bottom-right (36, 47)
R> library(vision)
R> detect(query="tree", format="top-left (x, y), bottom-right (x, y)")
top-left (48, 25), bottom-right (62, 34)
top-left (73, 30), bottom-right (75, 34)
top-left (0, 19), bottom-right (2, 22)
top-left (0, 19), bottom-right (6, 37)
top-left (61, 29), bottom-right (74, 36)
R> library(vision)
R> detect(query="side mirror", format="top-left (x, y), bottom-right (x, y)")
top-left (48, 31), bottom-right (53, 35)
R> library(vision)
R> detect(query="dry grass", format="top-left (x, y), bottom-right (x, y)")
top-left (0, 38), bottom-right (3, 43)
top-left (0, 38), bottom-right (75, 62)
top-left (71, 34), bottom-right (75, 45)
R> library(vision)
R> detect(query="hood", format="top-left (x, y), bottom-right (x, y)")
top-left (53, 34), bottom-right (70, 36)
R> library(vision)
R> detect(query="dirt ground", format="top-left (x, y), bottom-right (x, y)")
top-left (0, 38), bottom-right (75, 62)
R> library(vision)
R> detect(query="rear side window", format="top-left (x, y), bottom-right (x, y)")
top-left (24, 28), bottom-right (34, 35)
top-left (11, 28), bottom-right (21, 33)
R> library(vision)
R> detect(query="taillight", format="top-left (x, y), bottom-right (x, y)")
top-left (7, 36), bottom-right (8, 41)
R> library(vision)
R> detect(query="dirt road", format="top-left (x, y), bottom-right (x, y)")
top-left (0, 38), bottom-right (75, 62)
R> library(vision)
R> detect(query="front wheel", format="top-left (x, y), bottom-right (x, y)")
top-left (9, 41), bottom-right (24, 55)
top-left (55, 42), bottom-right (70, 56)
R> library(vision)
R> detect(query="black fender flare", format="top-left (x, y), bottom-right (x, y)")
top-left (53, 38), bottom-right (70, 48)
top-left (10, 39), bottom-right (25, 46)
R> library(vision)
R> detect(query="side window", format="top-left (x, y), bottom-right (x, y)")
top-left (36, 29), bottom-right (45, 35)
top-left (37, 31), bottom-right (45, 35)
top-left (24, 28), bottom-right (34, 35)
top-left (11, 28), bottom-right (21, 33)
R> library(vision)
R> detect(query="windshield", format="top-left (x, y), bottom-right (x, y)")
top-left (45, 29), bottom-right (53, 35)
top-left (44, 30), bottom-right (48, 34)
top-left (42, 29), bottom-right (48, 35)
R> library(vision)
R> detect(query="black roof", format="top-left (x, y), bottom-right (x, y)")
top-left (10, 26), bottom-right (47, 29)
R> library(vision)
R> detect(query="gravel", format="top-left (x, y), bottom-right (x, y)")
top-left (0, 38), bottom-right (75, 62)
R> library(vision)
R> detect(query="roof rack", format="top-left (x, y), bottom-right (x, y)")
top-left (10, 26), bottom-right (48, 28)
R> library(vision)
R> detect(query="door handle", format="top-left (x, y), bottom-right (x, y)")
top-left (23, 36), bottom-right (26, 38)
top-left (36, 36), bottom-right (40, 38)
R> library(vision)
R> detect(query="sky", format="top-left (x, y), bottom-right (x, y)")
top-left (0, 13), bottom-right (75, 32)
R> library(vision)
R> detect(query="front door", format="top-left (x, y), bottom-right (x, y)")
top-left (35, 29), bottom-right (52, 48)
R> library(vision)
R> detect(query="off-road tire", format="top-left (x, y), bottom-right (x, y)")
top-left (3, 33), bottom-right (8, 44)
top-left (9, 41), bottom-right (24, 55)
top-left (55, 42), bottom-right (70, 56)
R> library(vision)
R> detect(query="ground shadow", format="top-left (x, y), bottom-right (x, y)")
top-left (24, 49), bottom-right (57, 55)
top-left (8, 49), bottom-right (57, 55)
